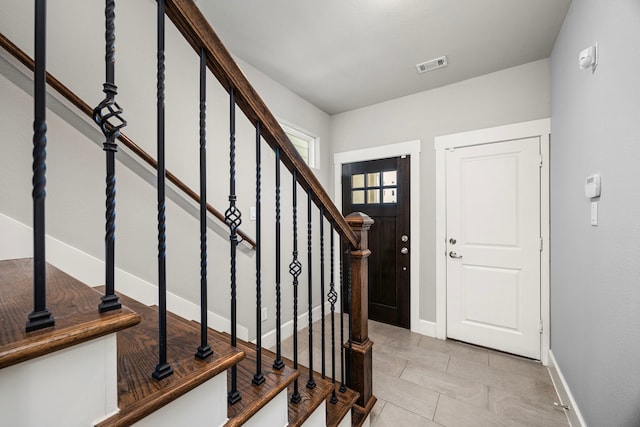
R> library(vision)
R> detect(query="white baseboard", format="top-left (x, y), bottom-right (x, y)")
top-left (413, 319), bottom-right (437, 338)
top-left (0, 212), bottom-right (249, 341)
top-left (260, 302), bottom-right (330, 349)
top-left (547, 350), bottom-right (587, 427)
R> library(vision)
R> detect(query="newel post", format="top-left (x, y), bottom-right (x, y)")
top-left (345, 212), bottom-right (376, 411)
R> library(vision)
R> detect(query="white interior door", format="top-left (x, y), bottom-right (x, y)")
top-left (446, 137), bottom-right (541, 359)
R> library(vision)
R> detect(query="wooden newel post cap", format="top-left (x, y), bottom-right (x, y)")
top-left (345, 212), bottom-right (374, 228)
top-left (345, 212), bottom-right (374, 250)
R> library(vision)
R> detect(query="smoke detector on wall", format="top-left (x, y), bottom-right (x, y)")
top-left (416, 56), bottom-right (448, 74)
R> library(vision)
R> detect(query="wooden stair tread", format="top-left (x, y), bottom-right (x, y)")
top-left (286, 363), bottom-right (335, 427)
top-left (326, 383), bottom-right (359, 427)
top-left (0, 258), bottom-right (140, 370)
top-left (209, 327), bottom-right (358, 427)
top-left (200, 328), bottom-right (298, 427)
top-left (225, 347), bottom-right (299, 426)
top-left (96, 291), bottom-right (244, 427)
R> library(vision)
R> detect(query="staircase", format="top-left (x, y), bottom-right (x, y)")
top-left (0, 0), bottom-right (375, 425)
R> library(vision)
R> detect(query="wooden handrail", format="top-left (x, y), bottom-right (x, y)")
top-left (165, 0), bottom-right (359, 249)
top-left (0, 32), bottom-right (256, 250)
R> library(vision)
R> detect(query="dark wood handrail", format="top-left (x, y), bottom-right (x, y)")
top-left (0, 31), bottom-right (256, 250)
top-left (165, 0), bottom-right (359, 249)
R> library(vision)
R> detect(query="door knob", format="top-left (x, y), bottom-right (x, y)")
top-left (401, 247), bottom-right (409, 255)
top-left (401, 235), bottom-right (409, 242)
top-left (449, 251), bottom-right (462, 259)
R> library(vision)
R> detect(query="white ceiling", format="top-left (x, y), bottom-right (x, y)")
top-left (198, 0), bottom-right (571, 115)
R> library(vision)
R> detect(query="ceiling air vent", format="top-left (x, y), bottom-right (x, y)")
top-left (416, 56), bottom-right (448, 74)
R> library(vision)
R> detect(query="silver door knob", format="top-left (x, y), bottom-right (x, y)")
top-left (401, 235), bottom-right (409, 242)
top-left (401, 247), bottom-right (408, 255)
top-left (449, 251), bottom-right (462, 259)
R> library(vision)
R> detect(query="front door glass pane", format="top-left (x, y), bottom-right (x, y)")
top-left (352, 174), bottom-right (365, 189)
top-left (352, 190), bottom-right (365, 204)
top-left (383, 170), bottom-right (397, 186)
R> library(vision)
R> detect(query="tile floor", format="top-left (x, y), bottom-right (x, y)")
top-left (277, 316), bottom-right (569, 427)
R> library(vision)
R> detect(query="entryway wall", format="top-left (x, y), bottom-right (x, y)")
top-left (330, 58), bottom-right (550, 331)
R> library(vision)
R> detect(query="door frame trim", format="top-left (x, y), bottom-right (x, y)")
top-left (434, 119), bottom-right (550, 364)
top-left (334, 140), bottom-right (423, 334)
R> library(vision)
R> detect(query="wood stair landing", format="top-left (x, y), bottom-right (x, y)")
top-left (96, 291), bottom-right (244, 427)
top-left (0, 258), bottom-right (140, 370)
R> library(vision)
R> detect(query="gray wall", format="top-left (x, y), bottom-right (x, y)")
top-left (0, 0), bottom-right (332, 340)
top-left (550, 1), bottom-right (640, 426)
top-left (331, 60), bottom-right (550, 322)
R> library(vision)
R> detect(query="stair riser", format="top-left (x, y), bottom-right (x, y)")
top-left (133, 374), bottom-right (227, 427)
top-left (241, 388), bottom-right (289, 427)
top-left (300, 400), bottom-right (326, 427)
top-left (1, 335), bottom-right (118, 427)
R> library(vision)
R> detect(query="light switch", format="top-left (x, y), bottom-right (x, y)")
top-left (250, 206), bottom-right (256, 221)
top-left (591, 202), bottom-right (598, 226)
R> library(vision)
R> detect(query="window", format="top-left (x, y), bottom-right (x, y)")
top-left (281, 123), bottom-right (317, 168)
top-left (351, 169), bottom-right (398, 205)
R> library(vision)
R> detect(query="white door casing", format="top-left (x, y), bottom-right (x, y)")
top-left (446, 138), bottom-right (541, 359)
top-left (434, 118), bottom-right (550, 364)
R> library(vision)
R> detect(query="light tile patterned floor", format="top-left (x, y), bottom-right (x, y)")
top-left (278, 317), bottom-right (569, 427)
top-left (371, 320), bottom-right (569, 427)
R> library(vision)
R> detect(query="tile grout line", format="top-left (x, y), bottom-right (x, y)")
top-left (432, 392), bottom-right (441, 423)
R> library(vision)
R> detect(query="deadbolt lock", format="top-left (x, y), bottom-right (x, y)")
top-left (449, 238), bottom-right (457, 245)
top-left (401, 235), bottom-right (409, 242)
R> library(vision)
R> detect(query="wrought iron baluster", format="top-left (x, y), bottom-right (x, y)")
top-left (306, 193), bottom-right (316, 389)
top-left (320, 208), bottom-right (326, 379)
top-left (152, 0), bottom-right (173, 381)
top-left (226, 87), bottom-right (242, 404)
top-left (195, 47), bottom-right (212, 360)
top-left (253, 122), bottom-right (265, 385)
top-left (272, 148), bottom-right (284, 370)
top-left (328, 227), bottom-right (338, 404)
top-left (347, 247), bottom-right (353, 389)
top-left (94, 0), bottom-right (126, 314)
top-left (26, 0), bottom-right (55, 333)
top-left (339, 237), bottom-right (346, 393)
top-left (289, 171), bottom-right (302, 404)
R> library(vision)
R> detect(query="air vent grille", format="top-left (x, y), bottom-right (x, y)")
top-left (416, 56), bottom-right (448, 74)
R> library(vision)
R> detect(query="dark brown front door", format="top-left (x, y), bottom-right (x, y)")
top-left (342, 156), bottom-right (410, 328)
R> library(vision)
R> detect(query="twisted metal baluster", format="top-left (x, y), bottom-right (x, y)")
top-left (289, 171), bottom-right (302, 404)
top-left (253, 122), bottom-right (265, 385)
top-left (306, 193), bottom-right (316, 390)
top-left (347, 248), bottom-right (353, 389)
top-left (226, 87), bottom-right (242, 405)
top-left (93, 0), bottom-right (126, 314)
top-left (195, 47), bottom-right (212, 360)
top-left (152, 0), bottom-right (173, 381)
top-left (339, 237), bottom-right (346, 393)
top-left (328, 227), bottom-right (338, 404)
top-left (26, 0), bottom-right (54, 332)
top-left (320, 207), bottom-right (326, 379)
top-left (272, 148), bottom-right (284, 370)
